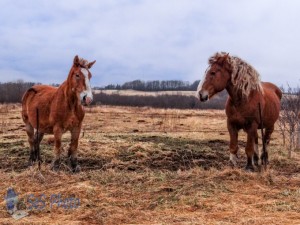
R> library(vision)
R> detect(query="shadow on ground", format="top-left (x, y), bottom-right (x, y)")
top-left (1, 134), bottom-right (299, 175)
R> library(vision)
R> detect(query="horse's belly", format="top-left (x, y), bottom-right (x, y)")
top-left (39, 127), bottom-right (53, 134)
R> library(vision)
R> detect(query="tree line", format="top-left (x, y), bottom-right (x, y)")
top-left (0, 80), bottom-right (36, 103)
top-left (0, 79), bottom-right (202, 103)
top-left (98, 80), bottom-right (200, 91)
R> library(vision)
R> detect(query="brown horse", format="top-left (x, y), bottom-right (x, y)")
top-left (197, 52), bottom-right (282, 171)
top-left (22, 55), bottom-right (96, 172)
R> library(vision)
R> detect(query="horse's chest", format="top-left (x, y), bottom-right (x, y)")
top-left (65, 115), bottom-right (83, 129)
top-left (229, 111), bottom-right (256, 129)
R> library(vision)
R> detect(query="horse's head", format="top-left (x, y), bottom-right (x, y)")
top-left (196, 52), bottom-right (231, 102)
top-left (68, 55), bottom-right (96, 106)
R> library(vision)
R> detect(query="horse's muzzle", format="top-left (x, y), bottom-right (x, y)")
top-left (199, 92), bottom-right (208, 102)
top-left (82, 95), bottom-right (93, 106)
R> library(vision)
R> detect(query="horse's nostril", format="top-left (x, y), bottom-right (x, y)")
top-left (199, 92), bottom-right (208, 102)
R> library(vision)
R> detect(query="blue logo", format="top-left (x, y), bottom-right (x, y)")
top-left (4, 187), bottom-right (80, 215)
top-left (26, 193), bottom-right (80, 210)
top-left (4, 187), bottom-right (18, 214)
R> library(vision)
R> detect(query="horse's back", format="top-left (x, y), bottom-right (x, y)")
top-left (261, 82), bottom-right (282, 100)
top-left (22, 85), bottom-right (57, 107)
top-left (22, 85), bottom-right (57, 127)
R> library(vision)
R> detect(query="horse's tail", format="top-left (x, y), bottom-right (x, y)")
top-left (22, 87), bottom-right (37, 101)
top-left (275, 87), bottom-right (282, 100)
top-left (21, 87), bottom-right (37, 122)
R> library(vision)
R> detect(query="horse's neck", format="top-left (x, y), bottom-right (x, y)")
top-left (56, 81), bottom-right (81, 110)
top-left (226, 82), bottom-right (248, 105)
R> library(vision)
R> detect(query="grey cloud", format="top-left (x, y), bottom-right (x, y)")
top-left (0, 0), bottom-right (299, 87)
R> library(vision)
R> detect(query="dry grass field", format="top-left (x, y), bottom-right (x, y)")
top-left (0, 104), bottom-right (300, 224)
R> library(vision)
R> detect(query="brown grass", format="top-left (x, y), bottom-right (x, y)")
top-left (0, 105), bottom-right (300, 224)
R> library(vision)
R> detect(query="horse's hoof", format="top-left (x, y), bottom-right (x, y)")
top-left (245, 165), bottom-right (255, 172)
top-left (261, 158), bottom-right (269, 166)
top-left (29, 152), bottom-right (37, 162)
top-left (28, 161), bottom-right (34, 167)
top-left (50, 159), bottom-right (61, 171)
top-left (50, 164), bottom-right (60, 172)
top-left (260, 152), bottom-right (269, 164)
top-left (73, 165), bottom-right (81, 173)
top-left (69, 157), bottom-right (80, 173)
top-left (253, 155), bottom-right (259, 167)
top-left (28, 156), bottom-right (36, 167)
top-left (253, 159), bottom-right (260, 167)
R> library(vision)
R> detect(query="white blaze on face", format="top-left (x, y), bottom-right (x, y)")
top-left (80, 68), bottom-right (93, 104)
top-left (195, 67), bottom-right (210, 100)
top-left (195, 80), bottom-right (202, 99)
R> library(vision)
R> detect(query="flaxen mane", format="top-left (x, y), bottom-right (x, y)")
top-left (209, 52), bottom-right (263, 97)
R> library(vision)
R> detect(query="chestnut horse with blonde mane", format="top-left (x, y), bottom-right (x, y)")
top-left (22, 55), bottom-right (96, 172)
top-left (197, 52), bottom-right (281, 171)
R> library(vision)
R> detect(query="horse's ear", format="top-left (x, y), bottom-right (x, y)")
top-left (87, 60), bottom-right (96, 69)
top-left (217, 53), bottom-right (229, 65)
top-left (224, 53), bottom-right (229, 60)
top-left (73, 55), bottom-right (80, 67)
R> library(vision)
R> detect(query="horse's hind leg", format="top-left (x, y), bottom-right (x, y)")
top-left (25, 123), bottom-right (36, 165)
top-left (264, 125), bottom-right (274, 145)
top-left (261, 125), bottom-right (274, 165)
top-left (253, 131), bottom-right (259, 167)
top-left (245, 123), bottom-right (258, 172)
top-left (34, 131), bottom-right (44, 162)
top-left (26, 123), bottom-right (44, 166)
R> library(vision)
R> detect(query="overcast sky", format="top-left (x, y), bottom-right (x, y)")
top-left (0, 0), bottom-right (299, 87)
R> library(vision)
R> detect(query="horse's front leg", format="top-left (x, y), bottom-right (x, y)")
top-left (68, 126), bottom-right (81, 173)
top-left (51, 125), bottom-right (63, 171)
top-left (227, 120), bottom-right (239, 167)
top-left (245, 123), bottom-right (258, 171)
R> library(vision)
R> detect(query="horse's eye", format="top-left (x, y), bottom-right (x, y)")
top-left (210, 71), bottom-right (216, 76)
top-left (75, 74), bottom-right (80, 79)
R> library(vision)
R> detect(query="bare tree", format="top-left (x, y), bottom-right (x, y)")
top-left (298, 112), bottom-right (300, 149)
top-left (278, 86), bottom-right (300, 158)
